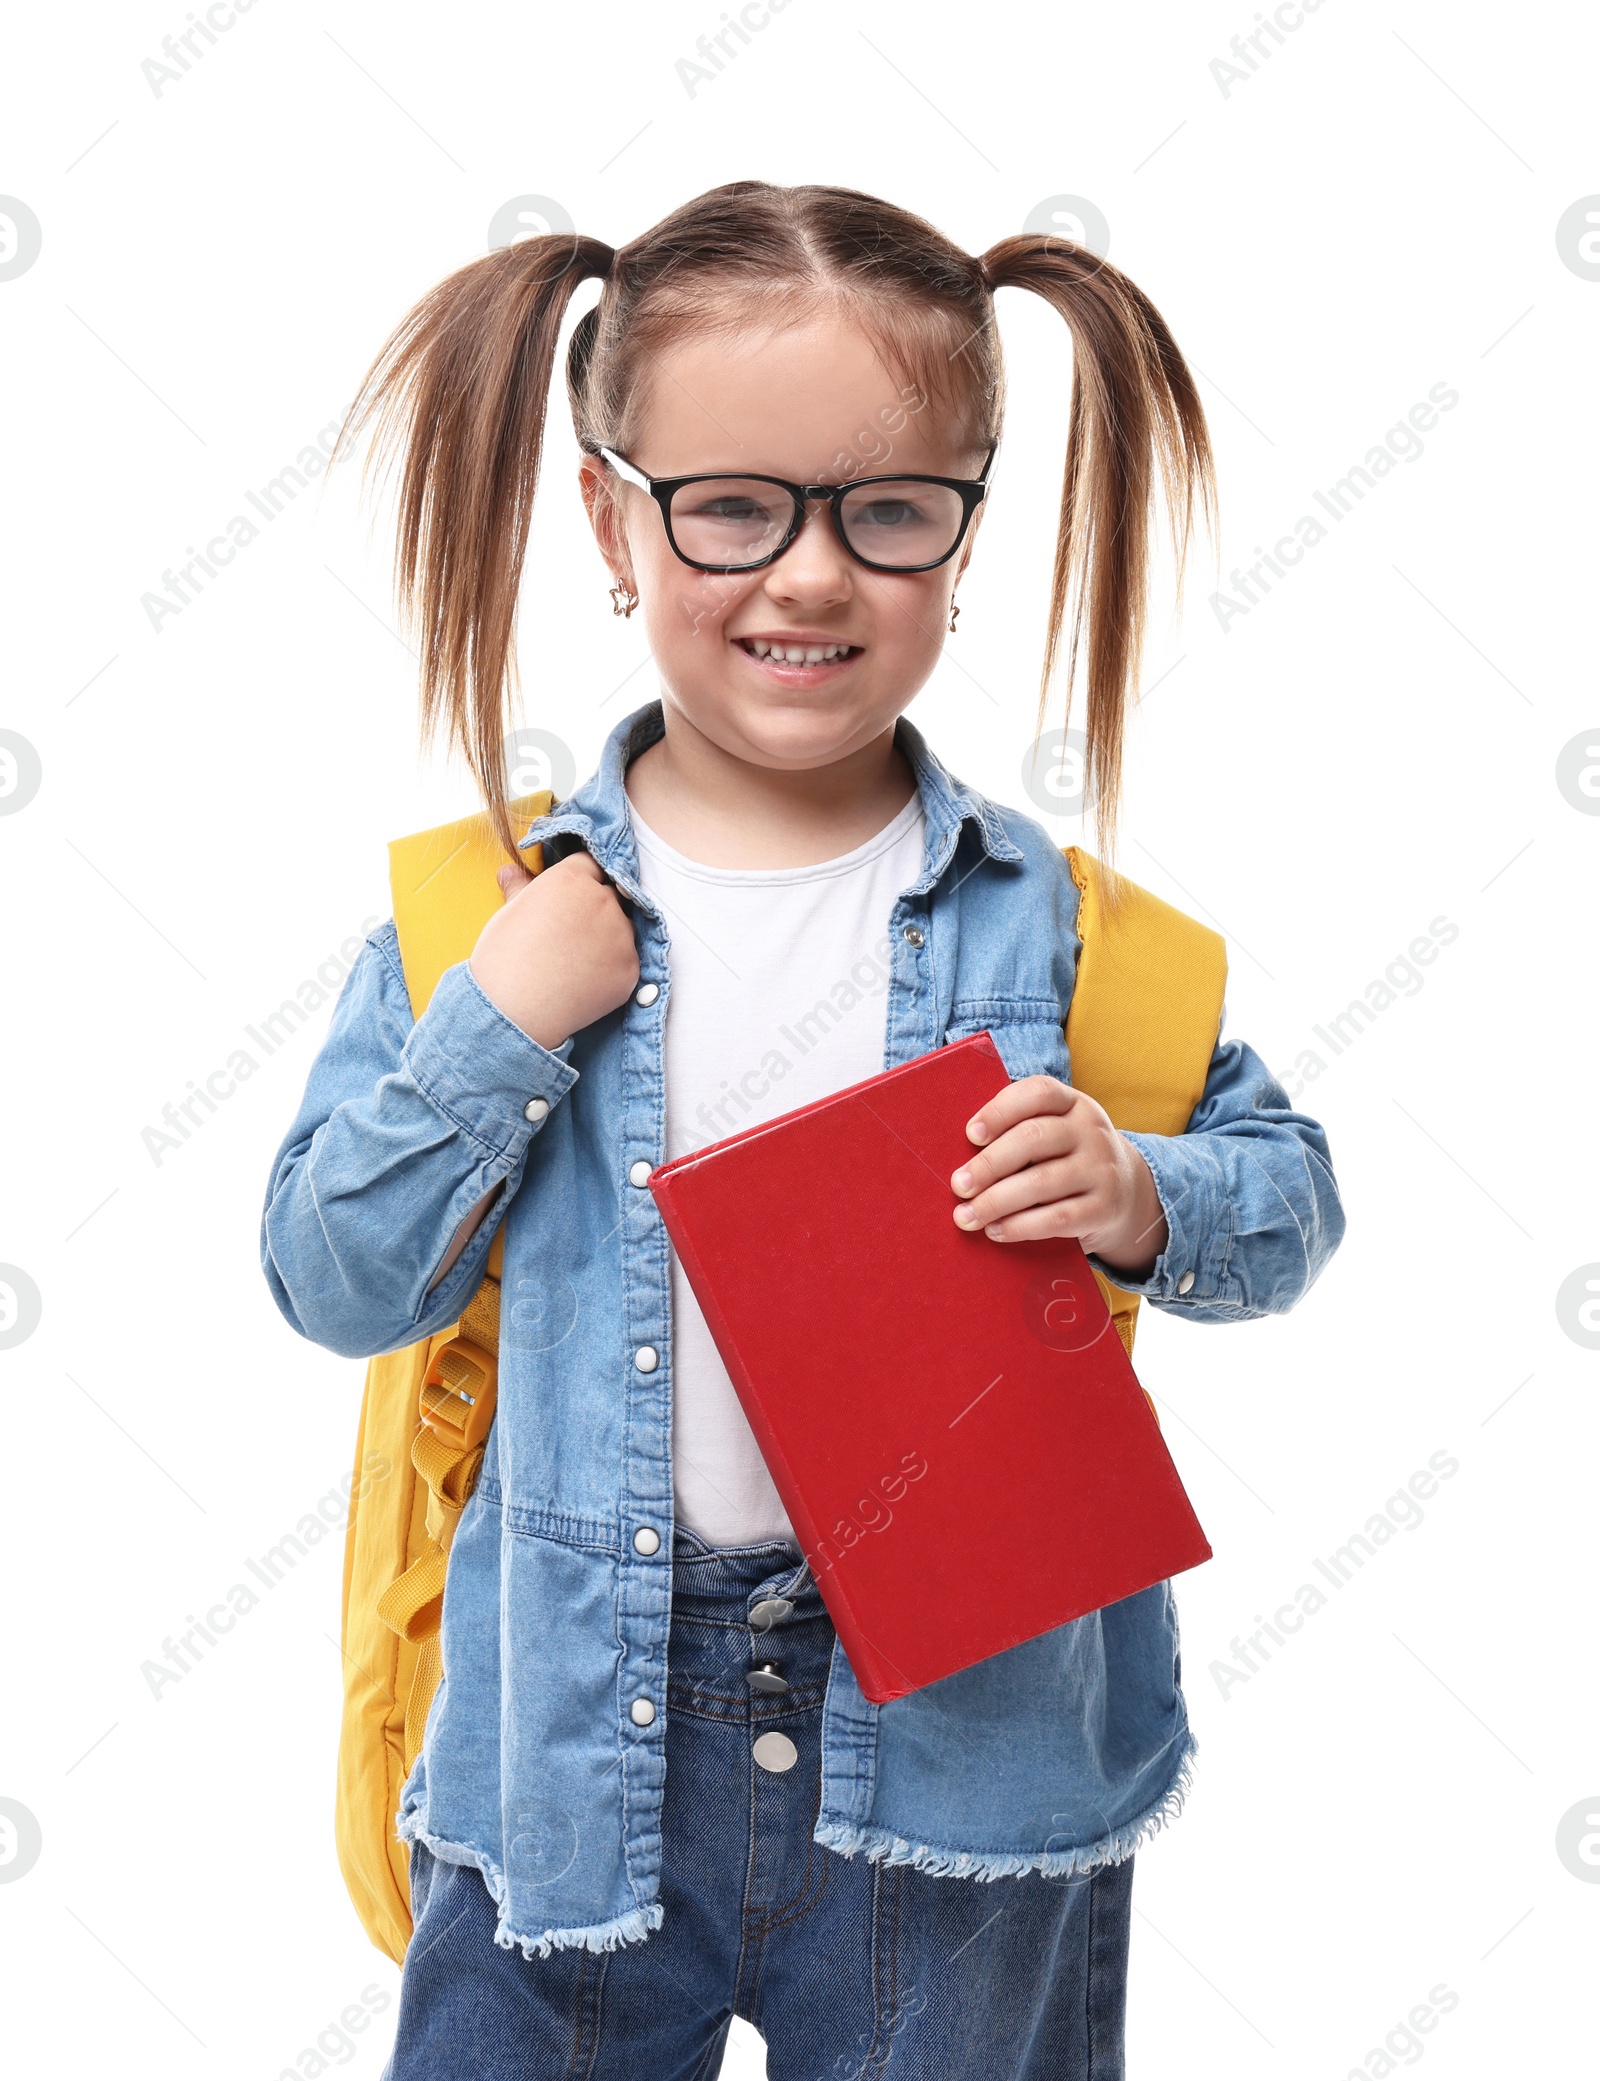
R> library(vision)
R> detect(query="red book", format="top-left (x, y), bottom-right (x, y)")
top-left (648, 1030), bottom-right (1213, 1704)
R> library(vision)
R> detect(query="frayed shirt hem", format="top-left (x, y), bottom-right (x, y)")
top-left (492, 1902), bottom-right (666, 1959)
top-left (812, 1724), bottom-right (1197, 1882)
top-left (394, 1806), bottom-right (664, 1958)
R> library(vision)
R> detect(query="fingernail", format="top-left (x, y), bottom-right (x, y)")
top-left (966, 1118), bottom-right (988, 1143)
top-left (985, 1224), bottom-right (1005, 1239)
top-left (954, 1205), bottom-right (978, 1227)
top-left (952, 1167), bottom-right (973, 1192)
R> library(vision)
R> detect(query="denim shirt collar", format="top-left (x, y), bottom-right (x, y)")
top-left (521, 698), bottom-right (1024, 911)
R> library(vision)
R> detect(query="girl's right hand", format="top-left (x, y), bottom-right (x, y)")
top-left (469, 851), bottom-right (641, 1050)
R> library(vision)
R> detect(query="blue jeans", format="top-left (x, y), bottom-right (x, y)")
top-left (383, 1531), bottom-right (1133, 2079)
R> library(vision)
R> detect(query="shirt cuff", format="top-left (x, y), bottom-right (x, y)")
top-left (400, 958), bottom-right (578, 1154)
top-left (1083, 1129), bottom-right (1234, 1305)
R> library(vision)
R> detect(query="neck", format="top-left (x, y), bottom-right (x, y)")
top-left (622, 700), bottom-right (917, 870)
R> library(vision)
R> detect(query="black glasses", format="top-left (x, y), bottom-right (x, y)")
top-left (597, 442), bottom-right (997, 575)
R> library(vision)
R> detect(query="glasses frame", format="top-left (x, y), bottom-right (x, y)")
top-left (596, 441), bottom-right (998, 575)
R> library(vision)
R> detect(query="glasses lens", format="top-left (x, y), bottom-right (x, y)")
top-left (839, 480), bottom-right (966, 568)
top-left (668, 479), bottom-right (795, 567)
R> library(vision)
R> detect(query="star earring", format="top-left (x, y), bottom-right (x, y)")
top-left (610, 582), bottom-right (639, 618)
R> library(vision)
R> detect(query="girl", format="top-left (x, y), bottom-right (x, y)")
top-left (262, 181), bottom-right (1344, 2078)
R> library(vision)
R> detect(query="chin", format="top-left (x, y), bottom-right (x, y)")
top-left (711, 691), bottom-right (893, 768)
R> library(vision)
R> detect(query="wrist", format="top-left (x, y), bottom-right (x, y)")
top-left (468, 953), bottom-right (571, 1050)
top-left (519, 1009), bottom-right (574, 1051)
top-left (1093, 1150), bottom-right (1169, 1278)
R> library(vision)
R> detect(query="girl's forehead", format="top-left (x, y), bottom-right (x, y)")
top-left (627, 315), bottom-right (978, 475)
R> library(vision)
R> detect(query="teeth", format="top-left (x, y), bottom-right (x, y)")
top-left (744, 639), bottom-right (853, 662)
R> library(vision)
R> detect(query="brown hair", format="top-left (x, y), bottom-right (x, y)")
top-left (335, 180), bottom-right (1215, 894)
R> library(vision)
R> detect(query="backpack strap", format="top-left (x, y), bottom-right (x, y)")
top-left (388, 789), bottom-right (557, 1020)
top-left (1061, 846), bottom-right (1228, 1361)
top-left (386, 786), bottom-right (556, 1284)
top-left (379, 789), bottom-right (554, 1765)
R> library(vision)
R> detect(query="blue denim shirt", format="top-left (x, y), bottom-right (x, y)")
top-left (261, 698), bottom-right (1344, 1958)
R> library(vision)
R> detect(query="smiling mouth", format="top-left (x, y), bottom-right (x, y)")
top-left (734, 637), bottom-right (863, 667)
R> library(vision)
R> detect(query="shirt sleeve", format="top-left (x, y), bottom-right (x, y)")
top-left (259, 920), bottom-right (578, 1359)
top-left (1082, 1012), bottom-right (1346, 1322)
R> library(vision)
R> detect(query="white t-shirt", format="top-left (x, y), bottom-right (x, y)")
top-left (628, 788), bottom-right (927, 1549)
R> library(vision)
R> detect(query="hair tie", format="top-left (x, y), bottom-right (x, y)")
top-left (975, 251), bottom-right (995, 293)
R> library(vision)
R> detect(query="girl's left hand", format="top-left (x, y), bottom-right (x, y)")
top-left (950, 1075), bottom-right (1168, 1279)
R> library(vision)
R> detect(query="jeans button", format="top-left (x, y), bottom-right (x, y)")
top-left (747, 1662), bottom-right (790, 1694)
top-left (752, 1731), bottom-right (798, 1773)
top-left (749, 1596), bottom-right (794, 1629)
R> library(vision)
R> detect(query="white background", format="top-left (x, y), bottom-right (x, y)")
top-left (2, 1), bottom-right (1596, 2075)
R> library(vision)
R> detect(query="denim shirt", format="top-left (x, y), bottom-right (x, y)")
top-left (261, 698), bottom-right (1345, 1958)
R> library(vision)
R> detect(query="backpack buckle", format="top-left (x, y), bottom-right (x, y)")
top-left (419, 1336), bottom-right (497, 1452)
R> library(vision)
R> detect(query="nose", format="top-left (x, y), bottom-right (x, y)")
top-left (761, 497), bottom-right (854, 608)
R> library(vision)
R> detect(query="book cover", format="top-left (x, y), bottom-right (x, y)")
top-left (649, 1030), bottom-right (1212, 1703)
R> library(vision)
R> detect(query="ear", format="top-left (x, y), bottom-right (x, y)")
top-left (579, 454), bottom-right (636, 589)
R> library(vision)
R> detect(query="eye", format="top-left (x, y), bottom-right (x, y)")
top-left (671, 481), bottom-right (791, 531)
top-left (687, 495), bottom-right (766, 523)
top-left (858, 498), bottom-right (922, 528)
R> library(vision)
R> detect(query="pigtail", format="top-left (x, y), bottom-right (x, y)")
top-left (333, 232), bottom-right (615, 865)
top-left (979, 236), bottom-right (1216, 900)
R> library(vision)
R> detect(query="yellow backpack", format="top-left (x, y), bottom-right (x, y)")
top-left (334, 795), bottom-right (1228, 1964)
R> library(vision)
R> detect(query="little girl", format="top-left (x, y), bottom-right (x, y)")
top-left (262, 181), bottom-right (1344, 2079)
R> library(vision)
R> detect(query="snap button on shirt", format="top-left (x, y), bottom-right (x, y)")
top-left (1177, 1270), bottom-right (1196, 1294)
top-left (901, 923), bottom-right (925, 946)
top-left (635, 982), bottom-right (660, 1006)
top-left (634, 1346), bottom-right (659, 1373)
top-left (630, 1697), bottom-right (656, 1726)
top-left (629, 1159), bottom-right (652, 1187)
top-left (752, 1731), bottom-right (798, 1773)
top-left (523, 1097), bottom-right (549, 1123)
top-left (632, 1526), bottom-right (661, 1555)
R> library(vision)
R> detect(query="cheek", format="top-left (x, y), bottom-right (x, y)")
top-left (640, 562), bottom-right (748, 649)
top-left (870, 574), bottom-right (951, 657)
